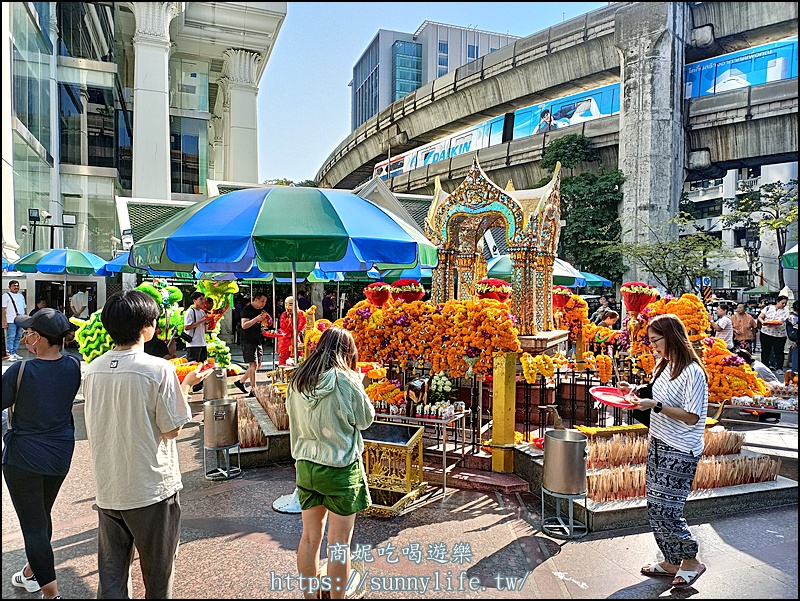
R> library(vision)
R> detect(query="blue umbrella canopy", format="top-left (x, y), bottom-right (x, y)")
top-left (580, 271), bottom-right (613, 287)
top-left (13, 249), bottom-right (106, 275)
top-left (130, 187), bottom-right (438, 273)
top-left (98, 251), bottom-right (179, 277)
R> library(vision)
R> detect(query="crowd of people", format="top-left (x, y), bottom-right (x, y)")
top-left (2, 277), bottom-right (798, 597)
top-left (2, 284), bottom-right (373, 599)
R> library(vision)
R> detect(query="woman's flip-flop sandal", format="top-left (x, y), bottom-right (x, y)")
top-left (672, 564), bottom-right (707, 588)
top-left (641, 562), bottom-right (676, 577)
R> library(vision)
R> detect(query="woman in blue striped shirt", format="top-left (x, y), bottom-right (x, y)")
top-left (618, 314), bottom-right (708, 589)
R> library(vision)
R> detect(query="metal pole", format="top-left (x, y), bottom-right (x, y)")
top-left (291, 262), bottom-right (299, 365)
top-left (336, 281), bottom-right (340, 319)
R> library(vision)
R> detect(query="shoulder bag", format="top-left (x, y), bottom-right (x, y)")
top-left (181, 308), bottom-right (196, 344)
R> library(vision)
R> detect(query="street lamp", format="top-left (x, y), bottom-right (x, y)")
top-left (743, 232), bottom-right (762, 289)
top-left (28, 210), bottom-right (77, 250)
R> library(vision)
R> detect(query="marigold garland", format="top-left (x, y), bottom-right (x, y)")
top-left (597, 354), bottom-right (613, 384)
top-left (342, 297), bottom-right (521, 378)
top-left (701, 337), bottom-right (767, 403)
top-left (559, 294), bottom-right (589, 342)
top-left (582, 351), bottom-right (598, 370)
top-left (521, 353), bottom-right (538, 383)
top-left (535, 353), bottom-right (555, 378)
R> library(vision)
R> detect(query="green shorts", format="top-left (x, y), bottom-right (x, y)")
top-left (296, 459), bottom-right (372, 516)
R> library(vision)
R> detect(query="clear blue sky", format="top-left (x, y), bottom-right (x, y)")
top-left (257, 2), bottom-right (608, 183)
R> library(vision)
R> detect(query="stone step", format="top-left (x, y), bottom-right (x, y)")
top-left (421, 462), bottom-right (530, 493)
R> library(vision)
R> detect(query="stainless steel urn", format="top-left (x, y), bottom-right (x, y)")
top-left (203, 367), bottom-right (228, 400)
top-left (542, 429), bottom-right (588, 495)
top-left (203, 398), bottom-right (239, 448)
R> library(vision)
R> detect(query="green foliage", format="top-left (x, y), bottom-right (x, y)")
top-left (722, 179), bottom-right (798, 288)
top-left (595, 216), bottom-right (737, 295)
top-left (536, 134), bottom-right (624, 284)
top-left (263, 178), bottom-right (318, 187)
top-left (540, 134), bottom-right (599, 171)
top-left (558, 170), bottom-right (626, 284)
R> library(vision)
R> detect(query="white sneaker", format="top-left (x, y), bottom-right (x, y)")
top-left (11, 568), bottom-right (40, 592)
top-left (13, 354), bottom-right (23, 360)
top-left (6, 355), bottom-right (18, 362)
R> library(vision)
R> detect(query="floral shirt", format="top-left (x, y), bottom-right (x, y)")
top-left (759, 305), bottom-right (790, 338)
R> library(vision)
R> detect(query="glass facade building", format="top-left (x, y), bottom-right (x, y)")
top-left (11, 3), bottom-right (53, 257)
top-left (392, 40), bottom-right (422, 103)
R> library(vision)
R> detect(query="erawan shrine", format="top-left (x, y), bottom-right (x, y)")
top-left (71, 157), bottom-right (796, 530)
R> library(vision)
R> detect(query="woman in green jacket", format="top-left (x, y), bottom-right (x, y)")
top-left (286, 327), bottom-right (375, 599)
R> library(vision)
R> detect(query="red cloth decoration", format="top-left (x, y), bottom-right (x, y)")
top-left (552, 285), bottom-right (572, 308)
top-left (364, 282), bottom-right (392, 307)
top-left (474, 278), bottom-right (512, 302)
top-left (620, 281), bottom-right (659, 316)
top-left (390, 278), bottom-right (425, 303)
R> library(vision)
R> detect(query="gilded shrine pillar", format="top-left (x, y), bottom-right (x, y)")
top-left (455, 253), bottom-right (479, 301)
top-left (510, 248), bottom-right (538, 336)
top-left (431, 248), bottom-right (457, 304)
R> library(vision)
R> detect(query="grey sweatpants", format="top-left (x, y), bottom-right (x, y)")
top-left (96, 493), bottom-right (182, 599)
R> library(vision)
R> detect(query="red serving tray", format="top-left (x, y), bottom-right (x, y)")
top-left (590, 386), bottom-right (636, 409)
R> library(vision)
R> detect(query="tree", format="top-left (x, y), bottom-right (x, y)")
top-left (536, 134), bottom-right (624, 284)
top-left (595, 215), bottom-right (737, 296)
top-left (262, 178), bottom-right (318, 187)
top-left (721, 179), bottom-right (798, 289)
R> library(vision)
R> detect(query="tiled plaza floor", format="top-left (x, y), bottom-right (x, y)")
top-left (2, 348), bottom-right (798, 599)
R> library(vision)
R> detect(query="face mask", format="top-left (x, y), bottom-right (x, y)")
top-left (25, 331), bottom-right (40, 355)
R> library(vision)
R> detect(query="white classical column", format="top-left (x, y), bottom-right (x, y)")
top-left (48, 6), bottom-right (63, 249)
top-left (222, 49), bottom-right (261, 183)
top-left (1, 3), bottom-right (20, 261)
top-left (129, 2), bottom-right (181, 201)
top-left (209, 115), bottom-right (224, 181)
top-left (216, 77), bottom-right (232, 181)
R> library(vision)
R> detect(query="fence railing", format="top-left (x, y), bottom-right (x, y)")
top-left (380, 351), bottom-right (648, 455)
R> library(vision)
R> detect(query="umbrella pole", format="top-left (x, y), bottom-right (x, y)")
top-left (291, 262), bottom-right (299, 365)
top-left (63, 273), bottom-right (68, 351)
top-left (336, 281), bottom-right (340, 319)
top-left (272, 278), bottom-right (277, 370)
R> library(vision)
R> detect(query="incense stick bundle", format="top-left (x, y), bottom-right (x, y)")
top-left (237, 399), bottom-right (268, 448)
top-left (702, 427), bottom-right (745, 456)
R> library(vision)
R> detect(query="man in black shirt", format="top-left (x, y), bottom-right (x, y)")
top-left (235, 292), bottom-right (271, 396)
top-left (143, 330), bottom-right (177, 360)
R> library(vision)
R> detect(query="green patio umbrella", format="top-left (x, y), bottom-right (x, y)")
top-left (486, 255), bottom-right (587, 287)
top-left (580, 271), bottom-right (613, 288)
top-left (782, 243), bottom-right (798, 269)
top-left (743, 285), bottom-right (777, 295)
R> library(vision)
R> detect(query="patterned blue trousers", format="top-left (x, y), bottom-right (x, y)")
top-left (646, 436), bottom-right (700, 565)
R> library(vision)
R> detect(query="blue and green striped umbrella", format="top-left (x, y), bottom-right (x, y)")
top-left (130, 187), bottom-right (438, 273)
top-left (12, 249), bottom-right (107, 275)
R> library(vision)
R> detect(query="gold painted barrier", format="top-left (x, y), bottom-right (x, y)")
top-left (360, 421), bottom-right (427, 518)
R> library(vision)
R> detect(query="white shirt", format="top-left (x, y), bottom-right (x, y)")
top-left (648, 362), bottom-right (708, 457)
top-left (715, 315), bottom-right (734, 349)
top-left (2, 291), bottom-right (26, 321)
top-left (70, 291), bottom-right (88, 318)
top-left (183, 307), bottom-right (207, 347)
top-left (83, 349), bottom-right (191, 510)
top-left (759, 305), bottom-right (790, 338)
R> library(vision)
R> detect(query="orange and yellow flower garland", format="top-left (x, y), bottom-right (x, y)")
top-left (559, 294), bottom-right (589, 343)
top-left (596, 354), bottom-right (613, 384)
top-left (701, 337), bottom-right (767, 403)
top-left (342, 297), bottom-right (521, 378)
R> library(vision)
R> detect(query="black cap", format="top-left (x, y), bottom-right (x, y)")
top-left (14, 308), bottom-right (71, 338)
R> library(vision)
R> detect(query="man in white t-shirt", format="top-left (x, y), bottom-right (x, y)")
top-left (70, 288), bottom-right (89, 319)
top-left (2, 280), bottom-right (27, 360)
top-left (710, 303), bottom-right (734, 349)
top-left (83, 289), bottom-right (211, 598)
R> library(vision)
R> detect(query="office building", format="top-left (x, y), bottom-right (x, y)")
top-left (2, 1), bottom-right (286, 310)
top-left (351, 21), bottom-right (518, 131)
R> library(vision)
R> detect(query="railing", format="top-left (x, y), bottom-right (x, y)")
top-left (379, 350), bottom-right (649, 456)
top-left (737, 177), bottom-right (761, 192)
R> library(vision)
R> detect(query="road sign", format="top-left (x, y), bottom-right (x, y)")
top-left (701, 285), bottom-right (713, 302)
top-left (702, 276), bottom-right (711, 287)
